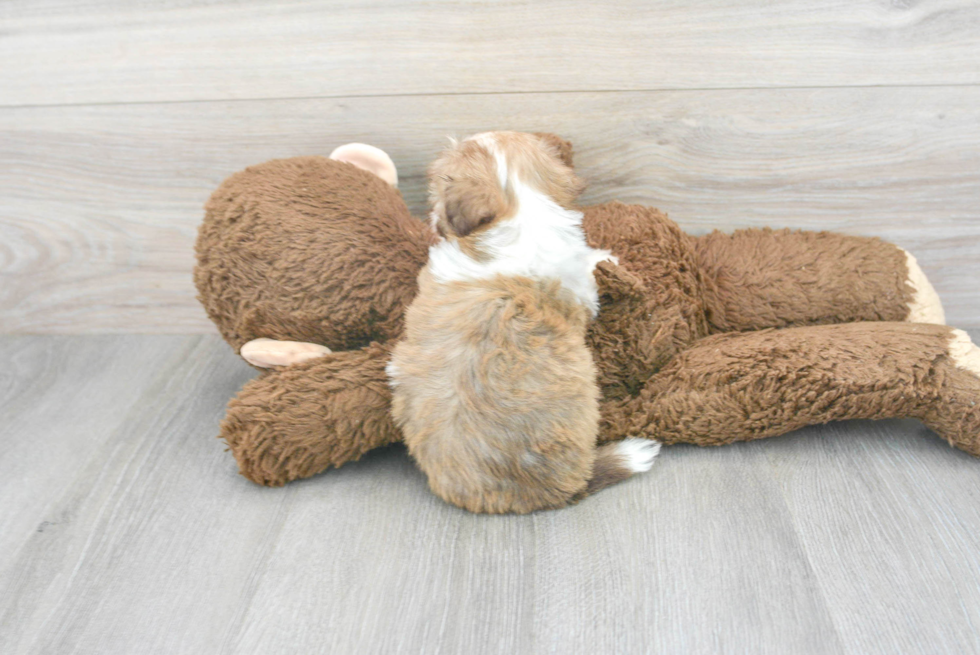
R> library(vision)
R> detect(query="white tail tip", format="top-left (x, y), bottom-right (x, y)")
top-left (616, 438), bottom-right (662, 473)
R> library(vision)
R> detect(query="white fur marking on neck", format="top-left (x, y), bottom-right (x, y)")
top-left (467, 133), bottom-right (509, 188)
top-left (427, 179), bottom-right (613, 314)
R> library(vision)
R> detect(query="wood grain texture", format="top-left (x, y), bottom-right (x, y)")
top-left (765, 420), bottom-right (980, 653)
top-left (2, 334), bottom-right (980, 654)
top-left (0, 336), bottom-right (216, 564)
top-left (2, 0), bottom-right (980, 106)
top-left (2, 86), bottom-right (978, 333)
top-left (0, 335), bottom-right (257, 655)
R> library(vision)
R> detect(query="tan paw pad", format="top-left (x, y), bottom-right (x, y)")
top-left (903, 249), bottom-right (945, 325)
top-left (240, 338), bottom-right (331, 368)
top-left (329, 143), bottom-right (398, 187)
top-left (949, 329), bottom-right (980, 377)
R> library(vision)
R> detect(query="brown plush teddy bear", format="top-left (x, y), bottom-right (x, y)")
top-left (195, 135), bottom-right (980, 487)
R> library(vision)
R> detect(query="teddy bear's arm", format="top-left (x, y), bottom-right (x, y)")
top-left (623, 322), bottom-right (980, 456)
top-left (691, 229), bottom-right (944, 333)
top-left (221, 341), bottom-right (400, 486)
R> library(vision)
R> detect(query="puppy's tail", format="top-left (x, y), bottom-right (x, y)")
top-left (584, 438), bottom-right (661, 496)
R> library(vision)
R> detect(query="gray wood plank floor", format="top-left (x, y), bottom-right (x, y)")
top-left (2, 334), bottom-right (979, 655)
top-left (3, 0), bottom-right (980, 105)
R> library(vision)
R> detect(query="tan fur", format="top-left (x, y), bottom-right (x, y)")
top-left (391, 133), bottom-right (629, 513)
top-left (391, 270), bottom-right (600, 514)
top-left (949, 329), bottom-right (980, 376)
top-left (194, 138), bottom-right (979, 489)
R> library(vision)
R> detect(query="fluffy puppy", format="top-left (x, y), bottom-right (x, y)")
top-left (388, 131), bottom-right (660, 514)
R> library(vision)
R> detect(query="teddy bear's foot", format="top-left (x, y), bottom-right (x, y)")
top-left (901, 248), bottom-right (946, 325)
top-left (921, 329), bottom-right (980, 456)
top-left (240, 338), bottom-right (331, 368)
top-left (329, 143), bottom-right (398, 187)
top-left (223, 342), bottom-right (401, 486)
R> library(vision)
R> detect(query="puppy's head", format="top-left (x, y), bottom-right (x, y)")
top-left (428, 132), bottom-right (584, 240)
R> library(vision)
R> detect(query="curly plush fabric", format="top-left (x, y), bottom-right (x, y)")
top-left (196, 151), bottom-right (980, 487)
top-left (693, 228), bottom-right (912, 332)
top-left (220, 342), bottom-right (400, 486)
top-left (628, 321), bottom-right (980, 455)
top-left (196, 157), bottom-right (434, 352)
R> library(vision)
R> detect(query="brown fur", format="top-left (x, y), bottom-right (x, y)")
top-left (693, 227), bottom-right (913, 332)
top-left (221, 342), bottom-right (401, 486)
top-left (195, 156), bottom-right (434, 353)
top-left (533, 132), bottom-right (575, 168)
top-left (626, 321), bottom-right (980, 456)
top-left (579, 202), bottom-right (710, 438)
top-left (195, 138), bottom-right (980, 488)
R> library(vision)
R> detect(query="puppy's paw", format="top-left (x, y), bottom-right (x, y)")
top-left (616, 438), bottom-right (662, 473)
top-left (240, 338), bottom-right (331, 368)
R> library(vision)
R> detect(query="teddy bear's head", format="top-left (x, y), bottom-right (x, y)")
top-left (195, 152), bottom-right (434, 353)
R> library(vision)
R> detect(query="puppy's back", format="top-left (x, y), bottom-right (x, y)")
top-left (390, 270), bottom-right (600, 514)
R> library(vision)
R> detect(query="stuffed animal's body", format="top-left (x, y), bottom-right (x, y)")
top-left (194, 139), bottom-right (980, 487)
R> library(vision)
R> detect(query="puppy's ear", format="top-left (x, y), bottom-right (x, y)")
top-left (447, 206), bottom-right (496, 238)
top-left (443, 177), bottom-right (504, 237)
top-left (534, 133), bottom-right (575, 169)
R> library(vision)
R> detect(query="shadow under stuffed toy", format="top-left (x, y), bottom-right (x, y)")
top-left (194, 134), bottom-right (980, 487)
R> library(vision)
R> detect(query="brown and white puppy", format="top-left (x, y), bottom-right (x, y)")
top-left (388, 131), bottom-right (660, 514)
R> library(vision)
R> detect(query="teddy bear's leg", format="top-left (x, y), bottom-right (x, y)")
top-left (624, 322), bottom-right (980, 456)
top-left (691, 229), bottom-right (945, 332)
top-left (220, 342), bottom-right (401, 486)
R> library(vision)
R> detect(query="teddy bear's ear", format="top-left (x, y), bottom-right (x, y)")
top-left (329, 143), bottom-right (399, 186)
top-left (533, 132), bottom-right (575, 169)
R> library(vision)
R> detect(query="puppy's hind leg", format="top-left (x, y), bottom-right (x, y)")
top-left (584, 438), bottom-right (661, 496)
